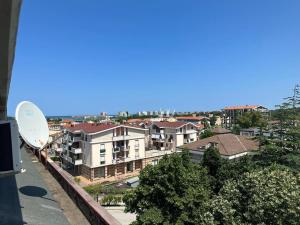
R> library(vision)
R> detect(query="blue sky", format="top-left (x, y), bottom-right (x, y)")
top-left (8, 0), bottom-right (300, 116)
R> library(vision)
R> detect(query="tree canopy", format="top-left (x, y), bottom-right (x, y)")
top-left (237, 111), bottom-right (267, 129)
top-left (123, 151), bottom-right (213, 225)
top-left (212, 166), bottom-right (300, 225)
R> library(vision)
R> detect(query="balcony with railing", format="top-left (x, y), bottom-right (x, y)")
top-left (145, 149), bottom-right (174, 158)
top-left (70, 147), bottom-right (82, 154)
top-left (112, 134), bottom-right (130, 141)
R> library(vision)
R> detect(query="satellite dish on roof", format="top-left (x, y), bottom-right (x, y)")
top-left (15, 101), bottom-right (49, 149)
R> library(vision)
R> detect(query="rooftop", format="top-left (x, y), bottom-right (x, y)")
top-left (67, 123), bottom-right (145, 134)
top-left (223, 105), bottom-right (259, 110)
top-left (212, 127), bottom-right (231, 134)
top-left (182, 133), bottom-right (259, 156)
top-left (176, 116), bottom-right (208, 121)
top-left (152, 121), bottom-right (189, 129)
top-left (0, 148), bottom-right (74, 225)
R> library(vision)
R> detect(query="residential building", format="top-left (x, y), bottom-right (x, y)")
top-left (240, 128), bottom-right (273, 137)
top-left (118, 111), bottom-right (129, 117)
top-left (180, 133), bottom-right (259, 161)
top-left (62, 123), bottom-right (173, 181)
top-left (222, 105), bottom-right (269, 128)
top-left (149, 122), bottom-right (198, 151)
top-left (176, 115), bottom-right (208, 124)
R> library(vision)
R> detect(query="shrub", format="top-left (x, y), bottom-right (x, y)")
top-left (84, 184), bottom-right (102, 195)
top-left (101, 194), bottom-right (123, 206)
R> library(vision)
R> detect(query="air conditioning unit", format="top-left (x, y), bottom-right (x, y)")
top-left (0, 121), bottom-right (23, 175)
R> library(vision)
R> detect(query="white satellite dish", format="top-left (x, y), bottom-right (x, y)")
top-left (15, 101), bottom-right (49, 149)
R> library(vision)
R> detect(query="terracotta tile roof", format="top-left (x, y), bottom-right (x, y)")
top-left (224, 105), bottom-right (259, 110)
top-left (153, 121), bottom-right (188, 128)
top-left (127, 118), bottom-right (144, 123)
top-left (195, 124), bottom-right (205, 129)
top-left (68, 123), bottom-right (117, 133)
top-left (67, 123), bottom-right (146, 133)
top-left (62, 119), bottom-right (73, 123)
top-left (176, 116), bottom-right (208, 121)
top-left (182, 133), bottom-right (259, 156)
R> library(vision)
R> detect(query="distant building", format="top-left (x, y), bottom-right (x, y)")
top-left (222, 105), bottom-right (269, 128)
top-left (176, 115), bottom-right (208, 125)
top-left (118, 111), bottom-right (129, 117)
top-left (149, 122), bottom-right (198, 151)
top-left (240, 128), bottom-right (273, 137)
top-left (181, 133), bottom-right (259, 161)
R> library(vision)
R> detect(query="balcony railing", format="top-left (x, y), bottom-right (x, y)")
top-left (145, 149), bottom-right (174, 158)
top-left (113, 146), bottom-right (130, 152)
top-left (70, 147), bottom-right (82, 154)
top-left (112, 135), bottom-right (130, 141)
top-left (73, 136), bottom-right (82, 142)
top-left (183, 129), bottom-right (197, 134)
top-left (74, 159), bottom-right (83, 165)
top-left (62, 154), bottom-right (83, 165)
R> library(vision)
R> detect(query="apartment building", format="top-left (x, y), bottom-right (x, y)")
top-left (222, 105), bottom-right (269, 128)
top-left (62, 123), bottom-right (148, 181)
top-left (149, 122), bottom-right (198, 151)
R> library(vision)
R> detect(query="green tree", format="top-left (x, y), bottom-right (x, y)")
top-left (237, 111), bottom-right (266, 129)
top-left (212, 166), bottom-right (300, 225)
top-left (214, 156), bottom-right (256, 193)
top-left (124, 151), bottom-right (212, 225)
top-left (272, 84), bottom-right (300, 150)
top-left (200, 129), bottom-right (214, 139)
top-left (210, 116), bottom-right (217, 126)
top-left (202, 147), bottom-right (222, 177)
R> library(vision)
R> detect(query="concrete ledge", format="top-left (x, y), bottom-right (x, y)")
top-left (38, 152), bottom-right (121, 225)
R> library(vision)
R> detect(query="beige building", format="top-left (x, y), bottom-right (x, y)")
top-left (62, 123), bottom-right (172, 181)
top-left (150, 122), bottom-right (198, 151)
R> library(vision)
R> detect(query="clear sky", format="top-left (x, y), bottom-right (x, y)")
top-left (8, 0), bottom-right (300, 116)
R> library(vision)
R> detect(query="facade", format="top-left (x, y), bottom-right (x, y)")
top-left (149, 122), bottom-right (198, 151)
top-left (181, 133), bottom-right (259, 161)
top-left (222, 105), bottom-right (269, 128)
top-left (62, 123), bottom-right (147, 180)
top-left (62, 123), bottom-right (174, 181)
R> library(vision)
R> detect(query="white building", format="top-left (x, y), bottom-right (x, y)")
top-left (150, 122), bottom-right (198, 151)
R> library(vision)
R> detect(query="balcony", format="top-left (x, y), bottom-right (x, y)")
top-left (183, 129), bottom-right (197, 134)
top-left (74, 159), bottom-right (83, 165)
top-left (62, 155), bottom-right (83, 165)
top-left (73, 136), bottom-right (81, 142)
top-left (151, 133), bottom-right (165, 142)
top-left (112, 135), bottom-right (130, 141)
top-left (70, 147), bottom-right (82, 154)
top-left (145, 149), bottom-right (174, 158)
top-left (112, 157), bottom-right (133, 164)
top-left (113, 146), bottom-right (130, 153)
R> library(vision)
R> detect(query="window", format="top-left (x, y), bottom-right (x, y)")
top-left (100, 144), bottom-right (105, 153)
top-left (95, 167), bottom-right (105, 178)
top-left (127, 162), bottom-right (133, 172)
top-left (100, 144), bottom-right (105, 164)
top-left (152, 159), bottom-right (158, 166)
top-left (135, 140), bottom-right (139, 149)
